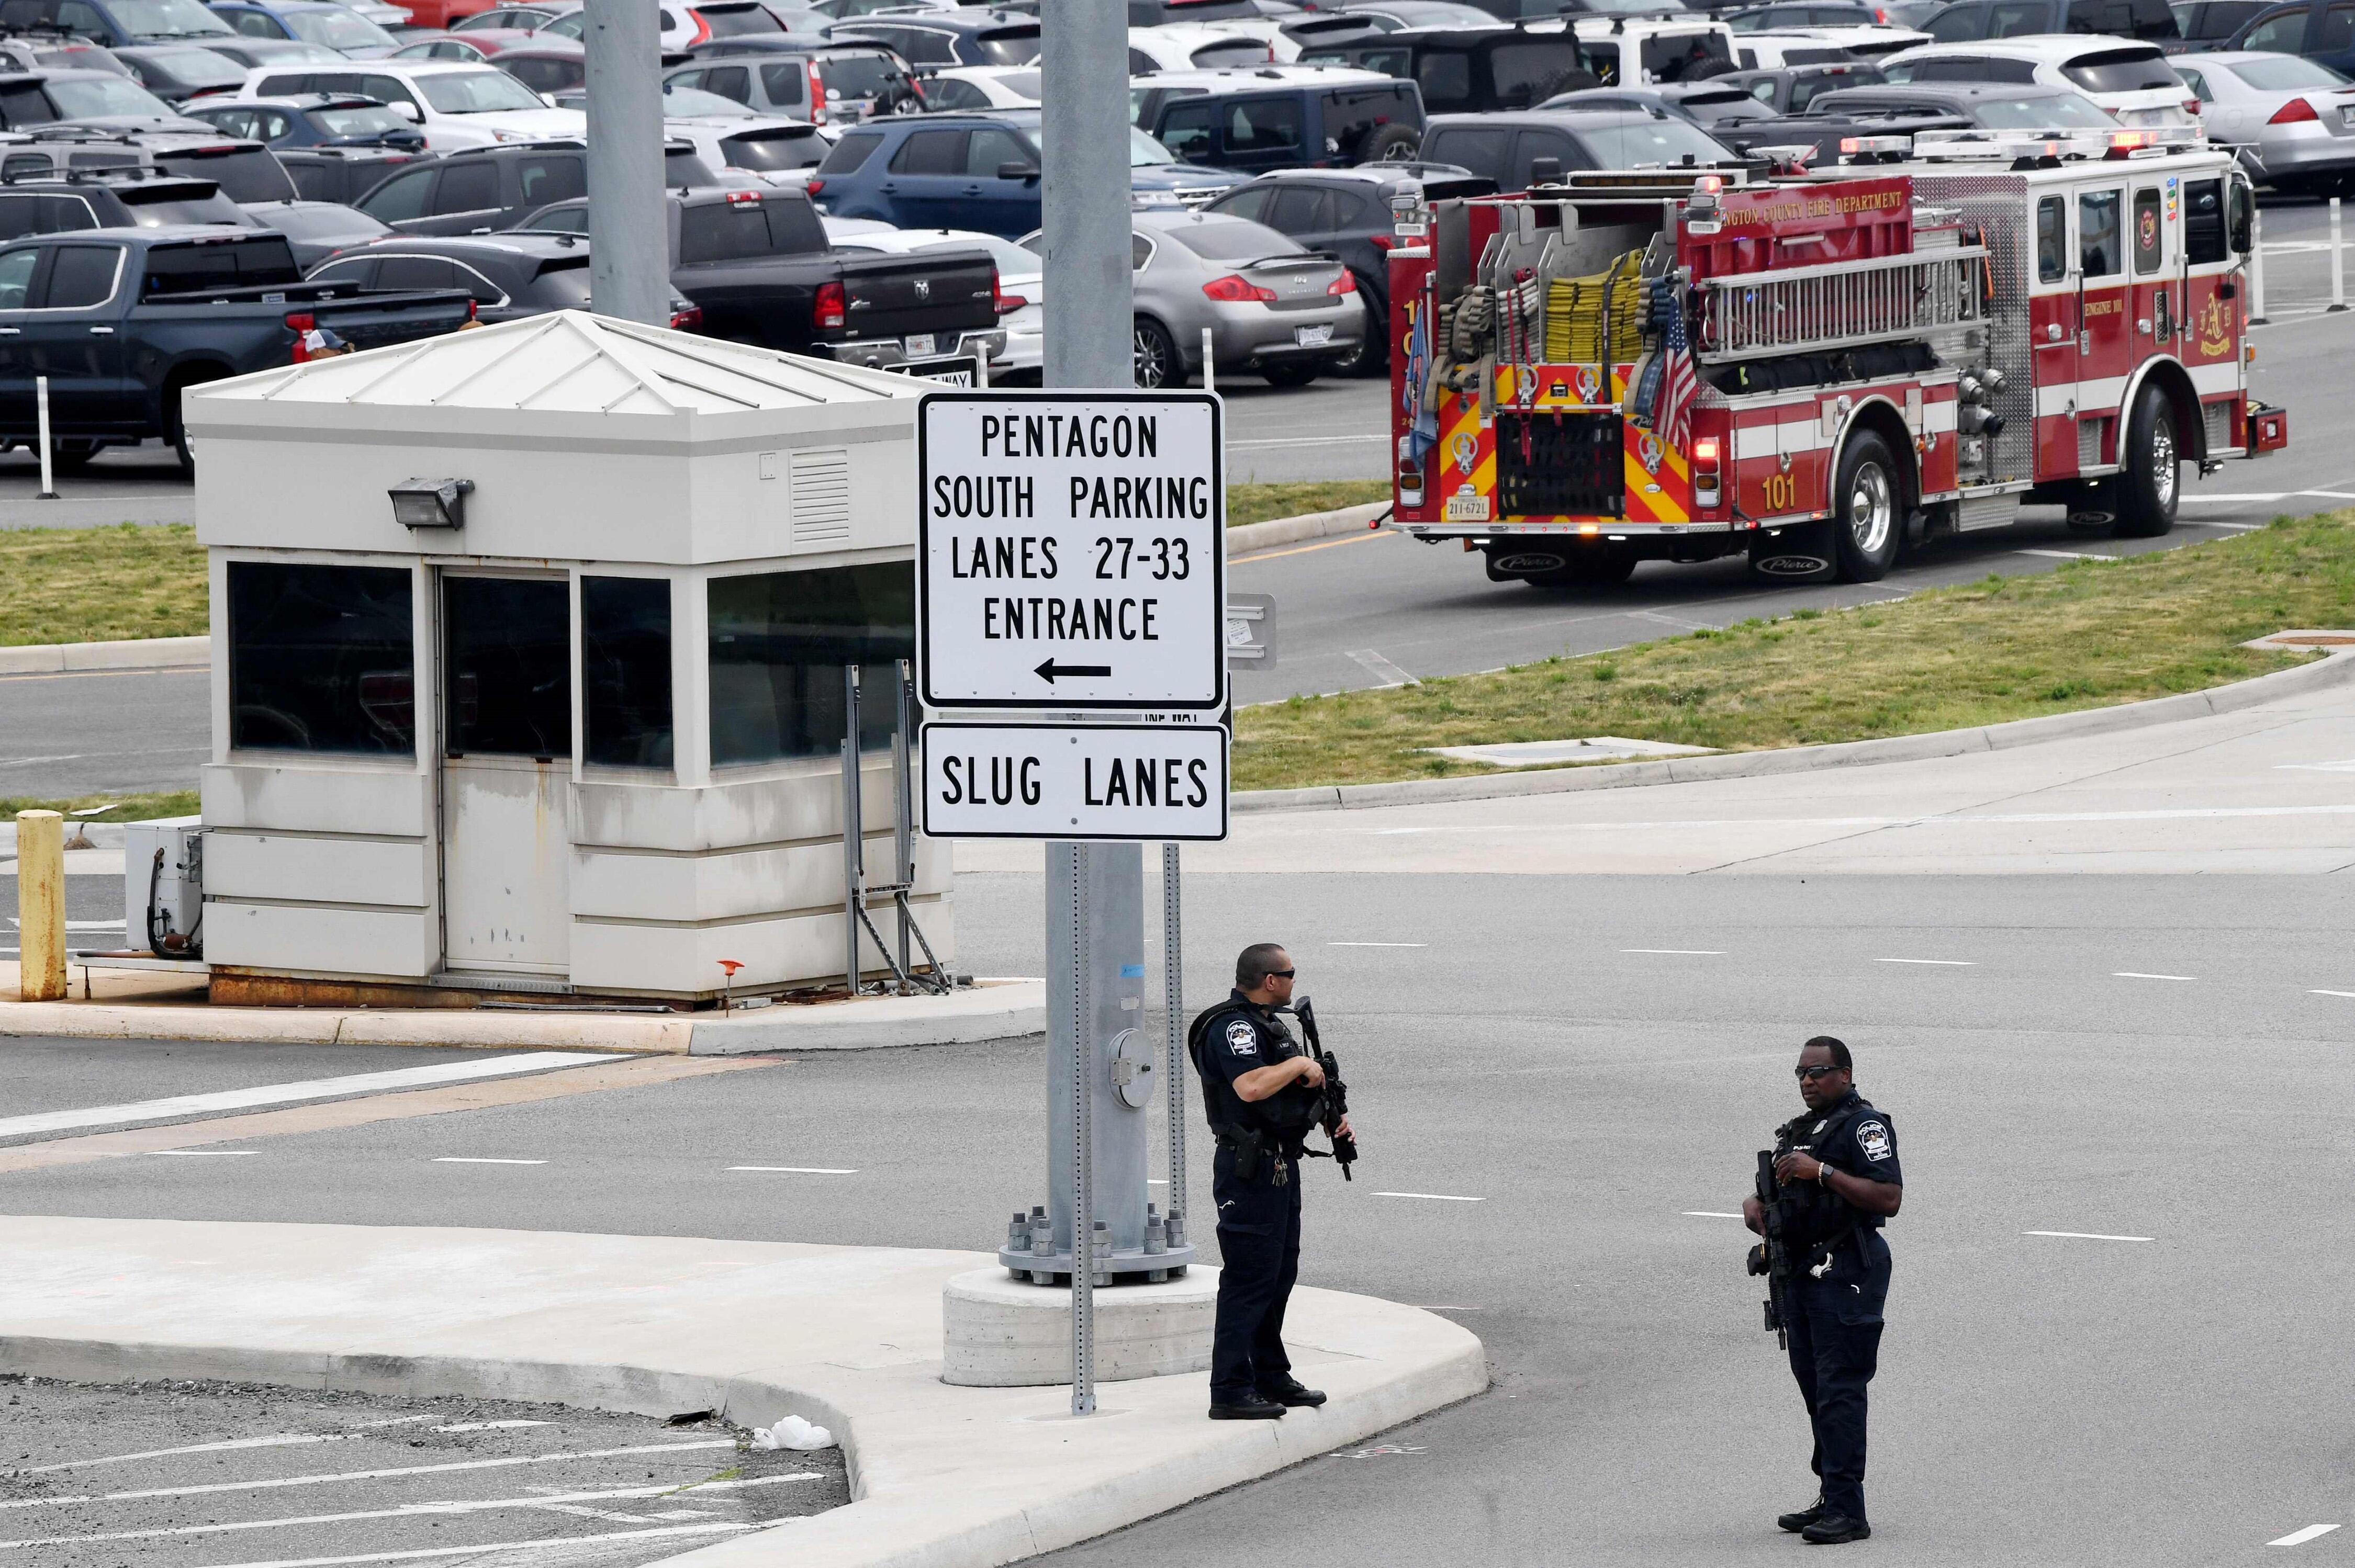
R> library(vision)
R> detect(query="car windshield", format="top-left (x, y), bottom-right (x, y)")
top-left (1160, 216), bottom-right (1300, 260)
top-left (818, 50), bottom-right (903, 98)
top-left (2226, 54), bottom-right (2349, 88)
top-left (542, 10), bottom-right (584, 33)
top-left (1972, 91), bottom-right (2117, 126)
top-left (662, 83), bottom-right (747, 113)
top-left (717, 127), bottom-right (823, 167)
top-left (45, 75), bottom-right (180, 118)
top-left (977, 28), bottom-right (1038, 63)
top-left (418, 67), bottom-right (551, 111)
top-left (257, 201), bottom-right (388, 236)
top-left (111, 0), bottom-right (234, 35)
top-left (1586, 0), bottom-right (1688, 10)
top-left (991, 67), bottom-right (1040, 96)
top-left (314, 101), bottom-right (413, 137)
top-left (1029, 121), bottom-right (1174, 166)
top-left (118, 189), bottom-right (247, 224)
top-left (1615, 116), bottom-right (1734, 164)
top-left (140, 47), bottom-right (245, 85)
top-left (287, 8), bottom-right (396, 48)
top-left (913, 231), bottom-right (1035, 273)
top-left (2061, 50), bottom-right (2180, 93)
top-left (698, 3), bottom-right (784, 35)
top-left (155, 147), bottom-right (300, 201)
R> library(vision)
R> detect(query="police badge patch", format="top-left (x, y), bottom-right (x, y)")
top-left (1226, 1019), bottom-right (1258, 1057)
top-left (1857, 1121), bottom-right (1892, 1161)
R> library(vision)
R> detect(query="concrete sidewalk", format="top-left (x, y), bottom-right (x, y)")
top-left (0, 1216), bottom-right (1486, 1568)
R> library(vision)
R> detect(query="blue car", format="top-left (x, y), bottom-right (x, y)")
top-left (210, 0), bottom-right (402, 55)
top-left (0, 0), bottom-right (238, 47)
top-left (805, 110), bottom-right (1245, 238)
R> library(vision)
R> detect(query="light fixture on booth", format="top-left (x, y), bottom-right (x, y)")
top-left (388, 478), bottom-right (473, 530)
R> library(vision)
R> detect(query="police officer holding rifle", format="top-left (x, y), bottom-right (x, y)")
top-left (1743, 1036), bottom-right (1903, 1545)
top-left (1187, 943), bottom-right (1357, 1421)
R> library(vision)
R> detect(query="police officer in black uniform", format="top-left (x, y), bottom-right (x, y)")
top-left (1743, 1035), bottom-right (1903, 1546)
top-left (1187, 942), bottom-right (1356, 1421)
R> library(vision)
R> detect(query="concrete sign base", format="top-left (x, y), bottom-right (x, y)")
top-left (942, 1266), bottom-right (1215, 1387)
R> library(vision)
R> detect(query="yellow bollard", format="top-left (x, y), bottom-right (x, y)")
top-left (16, 809), bottom-right (64, 1001)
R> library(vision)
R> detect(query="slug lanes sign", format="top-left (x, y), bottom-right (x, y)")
top-left (921, 722), bottom-right (1229, 841)
top-left (916, 391), bottom-right (1226, 710)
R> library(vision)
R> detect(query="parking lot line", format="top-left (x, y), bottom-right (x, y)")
top-left (1622, 949), bottom-right (1725, 955)
top-left (1876, 958), bottom-right (1976, 966)
top-left (1373, 1192), bottom-right (1483, 1202)
top-left (725, 1166), bottom-right (858, 1175)
top-left (2310, 990), bottom-right (2355, 999)
top-left (2270, 1524), bottom-right (2341, 1547)
top-left (1681, 1211), bottom-right (1745, 1219)
top-left (2023, 1231), bottom-right (2155, 1242)
top-left (15, 1428), bottom-right (399, 1476)
top-left (2114, 972), bottom-right (2196, 982)
top-left (430, 1158), bottom-right (546, 1166)
top-left (197, 1520), bottom-right (753, 1568)
top-left (1328, 941), bottom-right (1427, 947)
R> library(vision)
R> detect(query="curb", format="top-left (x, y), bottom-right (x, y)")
top-left (1226, 500), bottom-right (1388, 555)
top-left (0, 979), bottom-right (1047, 1054)
top-left (0, 1219), bottom-right (1489, 1568)
top-left (0, 635), bottom-right (207, 676)
top-left (1235, 647), bottom-right (2355, 815)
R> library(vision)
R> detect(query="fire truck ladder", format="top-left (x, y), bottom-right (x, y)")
top-left (1695, 246), bottom-right (1988, 364)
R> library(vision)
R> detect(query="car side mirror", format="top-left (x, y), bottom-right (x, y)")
top-left (2229, 183), bottom-right (2255, 255)
top-left (394, 101), bottom-right (421, 122)
top-left (1528, 155), bottom-right (1562, 186)
top-left (997, 160), bottom-right (1038, 182)
top-left (540, 91), bottom-right (557, 107)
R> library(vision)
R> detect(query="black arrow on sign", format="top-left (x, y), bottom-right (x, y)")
top-left (1035, 658), bottom-right (1113, 684)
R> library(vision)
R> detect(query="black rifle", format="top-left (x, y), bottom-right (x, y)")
top-left (1292, 997), bottom-right (1356, 1180)
top-left (1747, 1149), bottom-right (1795, 1348)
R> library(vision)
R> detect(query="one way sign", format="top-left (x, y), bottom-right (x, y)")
top-left (917, 390), bottom-right (1225, 710)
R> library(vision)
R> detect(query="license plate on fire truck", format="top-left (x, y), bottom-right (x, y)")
top-left (1443, 493), bottom-right (1491, 522)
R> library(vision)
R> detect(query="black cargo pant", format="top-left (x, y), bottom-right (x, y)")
top-left (1785, 1231), bottom-right (1892, 1524)
top-left (1208, 1140), bottom-right (1303, 1404)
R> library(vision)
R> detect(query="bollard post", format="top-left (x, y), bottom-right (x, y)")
top-left (2332, 198), bottom-right (2347, 313)
top-left (1201, 326), bottom-right (1214, 394)
top-left (34, 375), bottom-right (55, 501)
top-left (15, 810), bottom-right (64, 1000)
top-left (2248, 208), bottom-right (2269, 326)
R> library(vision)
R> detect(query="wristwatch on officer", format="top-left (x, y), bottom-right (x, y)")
top-left (1816, 1161), bottom-right (1832, 1187)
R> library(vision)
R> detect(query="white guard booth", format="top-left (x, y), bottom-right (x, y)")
top-left (183, 311), bottom-right (951, 1006)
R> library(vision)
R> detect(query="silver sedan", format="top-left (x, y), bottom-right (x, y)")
top-left (2175, 50), bottom-right (2355, 195)
top-left (1126, 209), bottom-right (1366, 390)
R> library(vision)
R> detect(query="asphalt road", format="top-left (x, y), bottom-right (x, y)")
top-left (5, 868), bottom-right (2355, 1566)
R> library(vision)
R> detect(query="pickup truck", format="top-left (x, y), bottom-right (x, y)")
top-left (513, 184), bottom-right (1002, 367)
top-left (0, 226), bottom-right (470, 470)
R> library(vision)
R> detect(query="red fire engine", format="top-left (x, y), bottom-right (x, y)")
top-left (1385, 128), bottom-right (2290, 588)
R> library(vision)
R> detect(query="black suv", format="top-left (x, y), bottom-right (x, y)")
top-left (829, 11), bottom-right (1039, 67)
top-left (305, 232), bottom-right (703, 328)
top-left (1916, 0), bottom-right (2180, 40)
top-left (352, 140), bottom-right (716, 237)
top-left (1718, 60), bottom-right (1883, 112)
top-left (1296, 27), bottom-right (1597, 114)
top-left (0, 168), bottom-right (250, 240)
top-left (1135, 69), bottom-right (1426, 171)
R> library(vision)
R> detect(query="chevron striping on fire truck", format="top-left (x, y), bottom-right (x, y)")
top-left (1386, 127), bottom-right (2290, 591)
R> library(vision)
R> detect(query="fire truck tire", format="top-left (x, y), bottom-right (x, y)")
top-left (2113, 384), bottom-right (2179, 537)
top-left (1831, 431), bottom-right (1902, 583)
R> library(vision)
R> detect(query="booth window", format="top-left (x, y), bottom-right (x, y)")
top-left (444, 576), bottom-right (571, 759)
top-left (227, 561), bottom-right (416, 755)
top-left (582, 575), bottom-right (673, 769)
top-left (708, 563), bottom-right (914, 765)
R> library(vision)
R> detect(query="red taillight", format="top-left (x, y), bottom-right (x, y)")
top-left (1202, 273), bottom-right (1275, 303)
top-left (804, 176), bottom-right (825, 196)
top-left (1369, 233), bottom-right (1394, 252)
top-left (725, 188), bottom-right (760, 204)
top-left (2183, 97), bottom-right (2200, 114)
top-left (815, 279), bottom-right (846, 329)
top-left (808, 60), bottom-right (824, 122)
top-left (993, 269), bottom-right (1022, 315)
top-left (671, 303), bottom-right (705, 332)
top-left (1327, 270), bottom-right (1356, 296)
top-left (2271, 95), bottom-right (2320, 123)
top-left (467, 297), bottom-right (478, 322)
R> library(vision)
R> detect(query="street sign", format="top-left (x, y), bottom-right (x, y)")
top-left (917, 391), bottom-right (1225, 710)
top-left (921, 722), bottom-right (1228, 842)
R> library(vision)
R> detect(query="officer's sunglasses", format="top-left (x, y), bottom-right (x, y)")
top-left (1266, 969), bottom-right (1296, 979)
top-left (1793, 1064), bottom-right (1842, 1081)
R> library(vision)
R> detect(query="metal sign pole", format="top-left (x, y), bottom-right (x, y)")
top-left (1063, 844), bottom-right (1095, 1412)
top-left (893, 659), bottom-right (917, 988)
top-left (582, 0), bottom-right (665, 325)
top-left (842, 664), bottom-right (863, 997)
top-left (1163, 841), bottom-right (1186, 1240)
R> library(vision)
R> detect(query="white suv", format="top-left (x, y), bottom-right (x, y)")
top-left (1878, 36), bottom-right (2200, 124)
top-left (236, 60), bottom-right (588, 149)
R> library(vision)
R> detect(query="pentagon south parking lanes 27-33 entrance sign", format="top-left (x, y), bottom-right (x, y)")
top-left (916, 391), bottom-right (1225, 711)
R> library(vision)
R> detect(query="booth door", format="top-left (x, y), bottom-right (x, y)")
top-left (439, 574), bottom-right (572, 977)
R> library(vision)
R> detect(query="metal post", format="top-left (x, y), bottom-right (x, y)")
top-left (1040, 0), bottom-right (1135, 1422)
top-left (34, 376), bottom-right (55, 501)
top-left (14, 810), bottom-right (63, 1001)
top-left (2332, 198), bottom-right (2347, 314)
top-left (1162, 841), bottom-right (1186, 1237)
top-left (2248, 208), bottom-right (2269, 327)
top-left (842, 664), bottom-right (863, 997)
top-left (1201, 327), bottom-right (1214, 394)
top-left (584, 0), bottom-right (666, 326)
top-left (892, 658), bottom-right (916, 988)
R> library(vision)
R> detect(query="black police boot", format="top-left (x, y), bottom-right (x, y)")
top-left (1800, 1512), bottom-right (1871, 1544)
top-left (1257, 1379), bottom-right (1328, 1408)
top-left (1777, 1497), bottom-right (1829, 1533)
top-left (1207, 1395), bottom-right (1286, 1420)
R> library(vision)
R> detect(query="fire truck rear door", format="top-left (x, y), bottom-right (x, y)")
top-left (2076, 182), bottom-right (2131, 469)
top-left (2031, 190), bottom-right (2081, 480)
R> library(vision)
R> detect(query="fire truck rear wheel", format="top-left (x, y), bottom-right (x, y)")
top-left (1831, 431), bottom-right (1902, 583)
top-left (2113, 384), bottom-right (2179, 538)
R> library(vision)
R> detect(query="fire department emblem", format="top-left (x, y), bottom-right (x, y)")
top-left (1638, 431), bottom-right (1664, 476)
top-left (2138, 207), bottom-right (2159, 250)
top-left (2197, 292), bottom-right (2232, 358)
top-left (1451, 431), bottom-right (1478, 473)
top-left (1574, 365), bottom-right (1602, 403)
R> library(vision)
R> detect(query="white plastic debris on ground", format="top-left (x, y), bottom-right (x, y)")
top-left (749, 1414), bottom-right (833, 1450)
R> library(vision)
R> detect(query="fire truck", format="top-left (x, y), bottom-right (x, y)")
top-left (1385, 128), bottom-right (2290, 588)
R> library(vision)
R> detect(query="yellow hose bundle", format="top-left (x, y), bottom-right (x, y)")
top-left (1543, 250), bottom-right (1645, 366)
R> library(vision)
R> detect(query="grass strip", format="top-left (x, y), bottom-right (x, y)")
top-left (1233, 514), bottom-right (2353, 792)
top-left (1226, 480), bottom-right (1389, 528)
top-left (3, 791), bottom-right (200, 825)
top-left (1, 523), bottom-right (205, 646)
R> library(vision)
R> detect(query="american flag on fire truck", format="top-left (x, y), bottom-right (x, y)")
top-left (1650, 276), bottom-right (1697, 449)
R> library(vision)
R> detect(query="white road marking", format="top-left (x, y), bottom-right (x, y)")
top-left (2024, 1231), bottom-right (2155, 1242)
top-left (13, 1428), bottom-right (401, 1476)
top-left (2016, 548), bottom-right (2116, 561)
top-left (1877, 958), bottom-right (1976, 966)
top-left (1622, 948), bottom-right (1725, 955)
top-left (430, 1157), bottom-right (547, 1166)
top-left (1373, 1191), bottom-right (1484, 1202)
top-left (432, 1422), bottom-right (548, 1433)
top-left (191, 1521), bottom-right (752, 1568)
top-left (1380, 803), bottom-right (2355, 835)
top-left (2278, 759), bottom-right (2355, 772)
top-left (1682, 1211), bottom-right (1745, 1219)
top-left (107, 1149), bottom-right (258, 1157)
top-left (0, 1439), bottom-right (737, 1511)
top-left (1228, 433), bottom-right (1388, 449)
top-left (2, 919), bottom-right (124, 931)
top-left (2179, 517), bottom-right (2268, 529)
top-left (0, 1473), bottom-right (823, 1551)
top-left (2114, 972), bottom-right (2195, 982)
top-left (2270, 1524), bottom-right (2341, 1547)
top-left (1345, 648), bottom-right (1418, 687)
top-left (0, 1053), bottom-right (607, 1142)
top-left (725, 1166), bottom-right (859, 1175)
top-left (1328, 941), bottom-right (1428, 947)
top-left (2311, 990), bottom-right (2355, 999)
